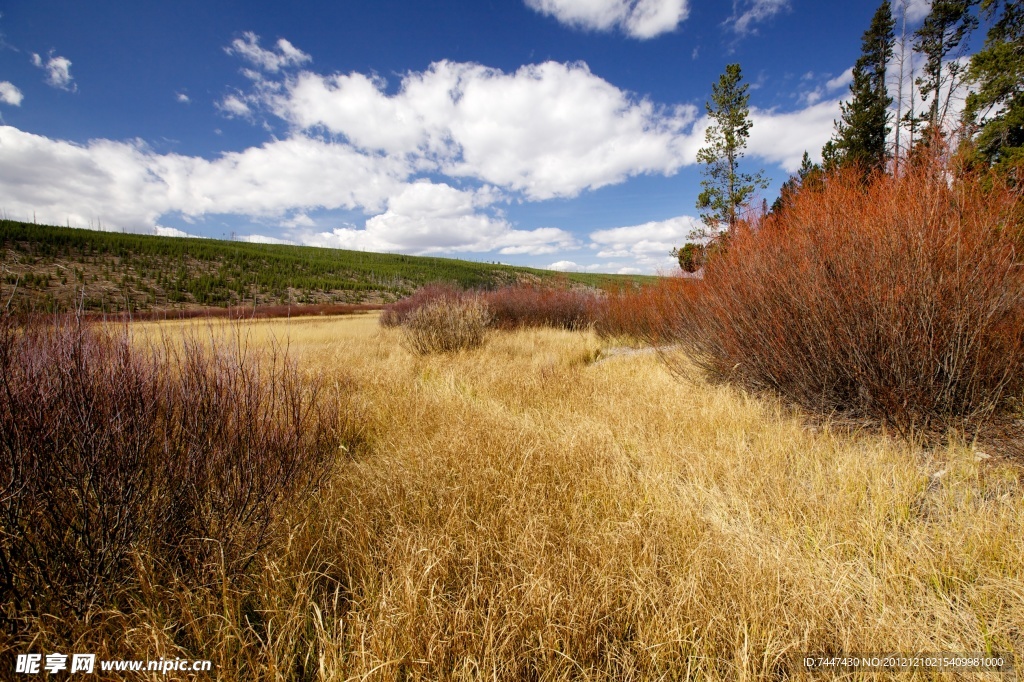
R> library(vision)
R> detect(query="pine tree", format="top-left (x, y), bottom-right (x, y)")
top-left (771, 151), bottom-right (822, 214)
top-left (694, 63), bottom-right (767, 239)
top-left (824, 1), bottom-right (895, 175)
top-left (963, 0), bottom-right (1024, 172)
top-left (914, 0), bottom-right (979, 136)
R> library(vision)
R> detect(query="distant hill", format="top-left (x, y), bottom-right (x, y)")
top-left (0, 220), bottom-right (657, 313)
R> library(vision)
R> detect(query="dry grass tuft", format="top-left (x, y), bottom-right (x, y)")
top-left (400, 296), bottom-right (492, 354)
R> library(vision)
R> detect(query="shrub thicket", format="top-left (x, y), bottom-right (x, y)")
top-left (0, 313), bottom-right (341, 632)
top-left (483, 285), bottom-right (599, 330)
top-left (663, 156), bottom-right (1024, 434)
top-left (400, 296), bottom-right (492, 354)
top-left (379, 282), bottom-right (468, 327)
top-left (595, 279), bottom-right (697, 342)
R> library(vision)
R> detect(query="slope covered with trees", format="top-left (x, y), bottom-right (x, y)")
top-left (0, 220), bottom-right (653, 313)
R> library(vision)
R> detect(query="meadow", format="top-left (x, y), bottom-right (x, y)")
top-left (5, 312), bottom-right (1018, 680)
top-left (3, 155), bottom-right (1023, 680)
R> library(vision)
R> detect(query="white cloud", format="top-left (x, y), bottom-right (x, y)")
top-left (270, 60), bottom-right (697, 199)
top-left (727, 0), bottom-right (790, 35)
top-left (282, 212), bottom-right (315, 228)
top-left (308, 181), bottom-right (577, 256)
top-left (0, 125), bottom-right (407, 229)
top-left (239, 234), bottom-right (296, 245)
top-left (218, 94), bottom-right (251, 117)
top-left (826, 68), bottom-right (854, 92)
top-left (153, 225), bottom-right (201, 238)
top-left (588, 215), bottom-right (698, 272)
top-left (32, 53), bottom-right (75, 91)
top-left (226, 32), bottom-right (311, 73)
top-left (0, 81), bottom-right (23, 106)
top-left (548, 259), bottom-right (632, 273)
top-left (176, 92), bottom-right (191, 104)
top-left (548, 260), bottom-right (579, 271)
top-left (524, 0), bottom-right (689, 39)
top-left (748, 99), bottom-right (842, 171)
top-left (1, 43), bottom-right (851, 267)
top-left (799, 67), bottom-right (853, 106)
top-left (897, 0), bottom-right (931, 23)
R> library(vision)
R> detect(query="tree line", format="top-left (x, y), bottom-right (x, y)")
top-left (676, 0), bottom-right (1023, 272)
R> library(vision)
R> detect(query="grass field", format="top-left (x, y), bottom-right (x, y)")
top-left (97, 313), bottom-right (1023, 680)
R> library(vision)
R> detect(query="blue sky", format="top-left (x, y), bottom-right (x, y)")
top-left (0, 0), bottom-right (936, 273)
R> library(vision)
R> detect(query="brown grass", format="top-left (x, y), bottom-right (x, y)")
top-left (3, 314), bottom-right (1021, 679)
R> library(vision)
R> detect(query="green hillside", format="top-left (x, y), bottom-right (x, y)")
top-left (0, 220), bottom-right (657, 313)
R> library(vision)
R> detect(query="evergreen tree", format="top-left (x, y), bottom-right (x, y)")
top-left (963, 0), bottom-right (1024, 172)
top-left (771, 151), bottom-right (822, 214)
top-left (824, 1), bottom-right (895, 175)
top-left (914, 0), bottom-right (979, 135)
top-left (695, 63), bottom-right (767, 239)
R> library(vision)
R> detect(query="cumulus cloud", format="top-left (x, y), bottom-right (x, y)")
top-left (0, 125), bottom-right (407, 229)
top-left (218, 93), bottom-right (251, 117)
top-left (524, 0), bottom-right (689, 39)
top-left (748, 99), bottom-right (841, 171)
top-left (153, 226), bottom-right (201, 238)
top-left (239, 234), bottom-right (296, 245)
top-left (727, 0), bottom-right (790, 35)
top-left (32, 52), bottom-right (76, 91)
top-left (826, 68), bottom-right (854, 92)
top-left (799, 67), bottom-right (854, 106)
top-left (308, 181), bottom-right (577, 256)
top-left (226, 32), bottom-right (311, 73)
top-left (271, 60), bottom-right (697, 199)
top-left (176, 92), bottom-right (191, 104)
top-left (1, 41), bottom-right (850, 266)
top-left (0, 81), bottom-right (23, 106)
top-left (588, 215), bottom-right (699, 272)
top-left (898, 0), bottom-right (931, 23)
top-left (548, 260), bottom-right (579, 271)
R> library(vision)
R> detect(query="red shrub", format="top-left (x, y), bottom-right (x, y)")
top-left (380, 283), bottom-right (469, 327)
top-left (92, 302), bottom-right (382, 323)
top-left (0, 313), bottom-right (342, 627)
top-left (596, 278), bottom-right (698, 342)
top-left (665, 158), bottom-right (1024, 434)
top-left (483, 285), bottom-right (600, 330)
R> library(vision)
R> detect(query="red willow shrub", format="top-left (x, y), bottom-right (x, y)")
top-left (381, 283), bottom-right (605, 331)
top-left (0, 313), bottom-right (341, 628)
top-left (94, 302), bottom-right (382, 323)
top-left (482, 285), bottom-right (600, 330)
top-left (379, 282), bottom-right (468, 327)
top-left (664, 157), bottom-right (1024, 434)
top-left (596, 278), bottom-right (698, 342)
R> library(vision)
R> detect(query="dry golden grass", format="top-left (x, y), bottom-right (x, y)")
top-left (35, 313), bottom-right (1024, 679)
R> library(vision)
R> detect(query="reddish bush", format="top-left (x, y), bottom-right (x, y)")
top-left (596, 278), bottom-right (698, 342)
top-left (664, 158), bottom-right (1024, 433)
top-left (483, 285), bottom-right (600, 330)
top-left (0, 313), bottom-right (341, 627)
top-left (380, 282), bottom-right (469, 327)
top-left (382, 282), bottom-right (605, 332)
top-left (93, 302), bottom-right (382, 322)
